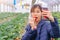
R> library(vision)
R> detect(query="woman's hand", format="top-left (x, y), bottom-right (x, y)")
top-left (42, 10), bottom-right (54, 22)
top-left (29, 17), bottom-right (37, 30)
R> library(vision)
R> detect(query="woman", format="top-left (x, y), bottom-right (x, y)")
top-left (21, 4), bottom-right (59, 40)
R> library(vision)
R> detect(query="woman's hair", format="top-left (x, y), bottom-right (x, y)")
top-left (30, 4), bottom-right (42, 13)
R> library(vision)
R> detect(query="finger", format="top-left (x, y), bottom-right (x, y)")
top-left (33, 17), bottom-right (37, 22)
top-left (33, 17), bottom-right (35, 20)
top-left (42, 11), bottom-right (48, 14)
top-left (42, 10), bottom-right (51, 13)
top-left (29, 18), bottom-right (34, 23)
top-left (42, 13), bottom-right (47, 15)
top-left (42, 12), bottom-right (47, 15)
top-left (42, 14), bottom-right (48, 17)
top-left (42, 10), bottom-right (51, 12)
top-left (42, 15), bottom-right (48, 19)
top-left (42, 12), bottom-right (51, 15)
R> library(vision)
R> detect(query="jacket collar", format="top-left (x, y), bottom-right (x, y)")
top-left (37, 19), bottom-right (46, 28)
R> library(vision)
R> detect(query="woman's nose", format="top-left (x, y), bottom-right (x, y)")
top-left (34, 13), bottom-right (37, 16)
top-left (35, 12), bottom-right (37, 15)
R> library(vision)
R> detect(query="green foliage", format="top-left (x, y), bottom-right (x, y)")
top-left (52, 12), bottom-right (60, 26)
top-left (0, 13), bottom-right (15, 20)
top-left (0, 13), bottom-right (29, 40)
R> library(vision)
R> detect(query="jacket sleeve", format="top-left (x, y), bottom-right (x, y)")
top-left (21, 24), bottom-right (37, 40)
top-left (47, 18), bottom-right (60, 38)
top-left (50, 18), bottom-right (60, 38)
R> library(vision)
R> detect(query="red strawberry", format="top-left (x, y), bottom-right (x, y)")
top-left (44, 16), bottom-right (48, 19)
top-left (34, 17), bottom-right (38, 22)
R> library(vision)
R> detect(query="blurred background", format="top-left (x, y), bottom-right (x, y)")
top-left (0, 0), bottom-right (60, 40)
top-left (0, 0), bottom-right (60, 12)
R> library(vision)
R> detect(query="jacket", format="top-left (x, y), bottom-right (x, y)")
top-left (22, 18), bottom-right (59, 40)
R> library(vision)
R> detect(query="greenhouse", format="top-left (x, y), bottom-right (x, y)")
top-left (0, 0), bottom-right (60, 40)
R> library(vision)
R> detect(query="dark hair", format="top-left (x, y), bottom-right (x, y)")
top-left (30, 4), bottom-right (42, 13)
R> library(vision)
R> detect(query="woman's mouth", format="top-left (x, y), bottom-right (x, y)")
top-left (34, 17), bottom-right (38, 22)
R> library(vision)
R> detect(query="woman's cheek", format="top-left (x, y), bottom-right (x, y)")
top-left (31, 13), bottom-right (35, 17)
top-left (38, 14), bottom-right (42, 17)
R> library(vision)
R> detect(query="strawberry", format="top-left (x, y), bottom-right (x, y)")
top-left (44, 16), bottom-right (48, 19)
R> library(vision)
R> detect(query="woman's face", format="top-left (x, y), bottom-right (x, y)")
top-left (31, 7), bottom-right (42, 22)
